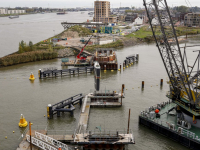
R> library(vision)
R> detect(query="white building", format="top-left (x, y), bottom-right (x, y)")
top-left (134, 17), bottom-right (144, 25)
top-left (0, 8), bottom-right (8, 14)
top-left (0, 8), bottom-right (26, 15)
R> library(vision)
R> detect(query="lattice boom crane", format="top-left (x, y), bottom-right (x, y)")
top-left (143, 0), bottom-right (200, 111)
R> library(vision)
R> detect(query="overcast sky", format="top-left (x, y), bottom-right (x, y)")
top-left (0, 0), bottom-right (199, 8)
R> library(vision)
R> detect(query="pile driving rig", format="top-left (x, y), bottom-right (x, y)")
top-left (144, 0), bottom-right (200, 127)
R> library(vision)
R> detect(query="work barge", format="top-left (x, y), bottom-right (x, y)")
top-left (139, 99), bottom-right (200, 150)
top-left (61, 47), bottom-right (139, 70)
top-left (18, 85), bottom-right (135, 150)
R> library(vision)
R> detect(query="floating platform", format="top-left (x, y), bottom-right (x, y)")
top-left (139, 100), bottom-right (200, 150)
top-left (38, 67), bottom-right (94, 79)
top-left (94, 48), bottom-right (118, 70)
top-left (88, 86), bottom-right (125, 108)
top-left (124, 54), bottom-right (139, 67)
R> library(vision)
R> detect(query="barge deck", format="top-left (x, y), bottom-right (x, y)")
top-left (139, 100), bottom-right (200, 150)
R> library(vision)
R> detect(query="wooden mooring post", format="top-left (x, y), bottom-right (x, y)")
top-left (142, 81), bottom-right (144, 89)
top-left (160, 79), bottom-right (163, 86)
top-left (29, 122), bottom-right (32, 150)
top-left (121, 84), bottom-right (125, 106)
top-left (127, 109), bottom-right (131, 134)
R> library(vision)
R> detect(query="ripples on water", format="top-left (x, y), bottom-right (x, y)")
top-left (0, 13), bottom-right (197, 150)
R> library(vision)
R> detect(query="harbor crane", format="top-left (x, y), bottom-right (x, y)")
top-left (143, 0), bottom-right (200, 125)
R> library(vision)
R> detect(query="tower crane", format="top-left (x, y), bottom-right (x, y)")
top-left (143, 0), bottom-right (200, 125)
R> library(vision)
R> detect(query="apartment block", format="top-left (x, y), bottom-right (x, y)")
top-left (184, 13), bottom-right (200, 27)
top-left (93, 1), bottom-right (116, 23)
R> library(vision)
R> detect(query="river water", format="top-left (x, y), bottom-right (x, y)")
top-left (0, 12), bottom-right (197, 150)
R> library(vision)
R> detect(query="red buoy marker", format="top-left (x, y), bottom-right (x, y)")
top-left (155, 109), bottom-right (159, 114)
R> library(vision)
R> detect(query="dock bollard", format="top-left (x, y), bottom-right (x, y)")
top-left (47, 104), bottom-right (53, 119)
top-left (136, 53), bottom-right (139, 61)
top-left (160, 79), bottom-right (163, 86)
top-left (123, 62), bottom-right (125, 69)
top-left (142, 81), bottom-right (144, 89)
top-left (38, 69), bottom-right (41, 79)
top-left (118, 64), bottom-right (121, 71)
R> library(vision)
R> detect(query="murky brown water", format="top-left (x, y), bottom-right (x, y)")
top-left (1, 13), bottom-right (198, 150)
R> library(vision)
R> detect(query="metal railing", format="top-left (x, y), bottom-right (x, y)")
top-left (89, 89), bottom-right (122, 97)
top-left (35, 131), bottom-right (68, 150)
top-left (26, 134), bottom-right (57, 150)
top-left (140, 114), bottom-right (200, 142)
top-left (75, 129), bottom-right (134, 143)
top-left (182, 128), bottom-right (200, 141)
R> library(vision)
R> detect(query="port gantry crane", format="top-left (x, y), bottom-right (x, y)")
top-left (143, 0), bottom-right (200, 123)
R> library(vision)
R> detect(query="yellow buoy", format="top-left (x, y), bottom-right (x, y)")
top-left (104, 70), bottom-right (106, 72)
top-left (118, 69), bottom-right (121, 71)
top-left (31, 123), bottom-right (33, 125)
top-left (44, 115), bottom-right (45, 117)
top-left (123, 67), bottom-right (125, 69)
top-left (18, 114), bottom-right (28, 128)
top-left (126, 66), bottom-right (128, 68)
top-left (13, 131), bottom-right (15, 133)
top-left (29, 72), bottom-right (35, 81)
top-left (111, 70), bottom-right (114, 72)
top-left (5, 136), bottom-right (7, 139)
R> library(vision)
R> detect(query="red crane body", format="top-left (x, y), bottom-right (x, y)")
top-left (77, 35), bottom-right (93, 60)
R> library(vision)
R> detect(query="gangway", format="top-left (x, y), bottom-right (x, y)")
top-left (26, 131), bottom-right (69, 150)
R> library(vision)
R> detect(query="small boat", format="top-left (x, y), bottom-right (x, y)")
top-left (9, 15), bottom-right (19, 19)
top-left (57, 11), bottom-right (67, 15)
top-left (88, 12), bottom-right (94, 15)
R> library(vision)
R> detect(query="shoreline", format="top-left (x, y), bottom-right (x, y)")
top-left (1, 25), bottom-right (200, 68)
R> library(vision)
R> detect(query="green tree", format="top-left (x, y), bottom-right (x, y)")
top-left (29, 41), bottom-right (35, 51)
top-left (18, 42), bottom-right (23, 53)
top-left (176, 5), bottom-right (188, 13)
top-left (20, 40), bottom-right (25, 49)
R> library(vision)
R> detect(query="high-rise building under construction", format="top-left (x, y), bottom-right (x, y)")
top-left (93, 1), bottom-right (116, 23)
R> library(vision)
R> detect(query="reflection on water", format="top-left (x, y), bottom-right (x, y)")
top-left (0, 42), bottom-right (195, 150)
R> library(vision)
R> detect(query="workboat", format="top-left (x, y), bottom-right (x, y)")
top-left (88, 12), bottom-right (94, 15)
top-left (9, 15), bottom-right (19, 19)
top-left (57, 11), bottom-right (67, 15)
top-left (94, 61), bottom-right (101, 91)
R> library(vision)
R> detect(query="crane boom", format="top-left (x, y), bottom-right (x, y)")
top-left (143, 0), bottom-right (195, 105)
top-left (77, 35), bottom-right (93, 59)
